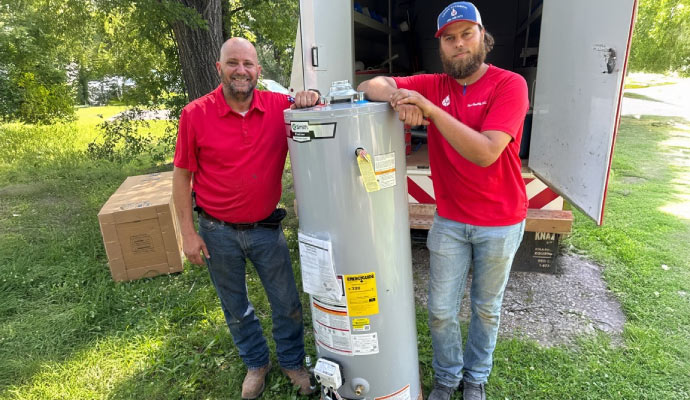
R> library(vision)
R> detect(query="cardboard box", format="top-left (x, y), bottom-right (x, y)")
top-left (98, 171), bottom-right (184, 281)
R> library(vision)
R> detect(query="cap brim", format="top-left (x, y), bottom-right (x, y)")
top-left (434, 19), bottom-right (480, 38)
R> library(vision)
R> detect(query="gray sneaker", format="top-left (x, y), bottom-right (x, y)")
top-left (428, 380), bottom-right (455, 400)
top-left (462, 381), bottom-right (486, 400)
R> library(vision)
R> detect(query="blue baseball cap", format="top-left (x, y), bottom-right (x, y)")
top-left (435, 2), bottom-right (483, 38)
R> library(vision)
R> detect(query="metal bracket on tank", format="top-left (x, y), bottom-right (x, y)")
top-left (322, 80), bottom-right (366, 105)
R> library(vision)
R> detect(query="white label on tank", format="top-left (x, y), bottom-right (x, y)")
top-left (312, 298), bottom-right (353, 356)
top-left (352, 332), bottom-right (379, 355)
top-left (298, 232), bottom-right (341, 301)
top-left (375, 384), bottom-right (411, 400)
top-left (374, 152), bottom-right (396, 189)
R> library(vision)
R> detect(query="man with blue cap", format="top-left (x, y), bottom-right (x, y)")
top-left (358, 2), bottom-right (529, 400)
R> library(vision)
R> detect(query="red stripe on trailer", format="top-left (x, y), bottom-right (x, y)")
top-left (528, 187), bottom-right (560, 209)
top-left (407, 177), bottom-right (436, 204)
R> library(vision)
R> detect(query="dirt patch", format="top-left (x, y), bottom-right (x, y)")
top-left (411, 243), bottom-right (626, 347)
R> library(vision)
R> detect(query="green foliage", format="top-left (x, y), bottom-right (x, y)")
top-left (15, 73), bottom-right (75, 124)
top-left (0, 0), bottom-right (98, 118)
top-left (86, 108), bottom-right (174, 163)
top-left (630, 0), bottom-right (690, 75)
top-left (0, 72), bottom-right (21, 121)
top-left (224, 0), bottom-right (299, 86)
top-left (1, 0), bottom-right (300, 123)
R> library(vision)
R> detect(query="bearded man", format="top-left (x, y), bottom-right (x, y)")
top-left (358, 3), bottom-right (528, 400)
top-left (172, 37), bottom-right (319, 399)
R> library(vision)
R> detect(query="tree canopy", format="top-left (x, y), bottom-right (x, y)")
top-left (630, 0), bottom-right (690, 76)
top-left (0, 0), bottom-right (299, 122)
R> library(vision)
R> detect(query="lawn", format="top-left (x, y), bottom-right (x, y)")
top-left (0, 107), bottom-right (688, 399)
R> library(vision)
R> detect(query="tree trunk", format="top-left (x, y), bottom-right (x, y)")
top-left (170, 0), bottom-right (223, 101)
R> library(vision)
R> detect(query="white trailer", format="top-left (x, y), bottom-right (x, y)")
top-left (290, 0), bottom-right (637, 241)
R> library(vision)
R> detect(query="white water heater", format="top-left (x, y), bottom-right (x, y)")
top-left (284, 83), bottom-right (421, 400)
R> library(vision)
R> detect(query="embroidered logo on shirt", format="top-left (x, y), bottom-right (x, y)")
top-left (442, 95), bottom-right (450, 107)
top-left (467, 101), bottom-right (487, 108)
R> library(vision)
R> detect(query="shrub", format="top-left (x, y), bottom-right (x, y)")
top-left (15, 73), bottom-right (75, 124)
top-left (86, 108), bottom-right (174, 163)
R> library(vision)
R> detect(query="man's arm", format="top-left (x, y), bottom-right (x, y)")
top-left (357, 76), bottom-right (399, 101)
top-left (358, 77), bottom-right (429, 127)
top-left (172, 166), bottom-right (209, 265)
top-left (391, 90), bottom-right (511, 167)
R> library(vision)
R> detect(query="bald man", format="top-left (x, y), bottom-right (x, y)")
top-left (173, 38), bottom-right (319, 399)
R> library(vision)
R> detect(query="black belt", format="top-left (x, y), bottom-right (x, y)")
top-left (198, 209), bottom-right (282, 230)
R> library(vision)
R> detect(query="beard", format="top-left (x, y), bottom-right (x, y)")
top-left (440, 44), bottom-right (486, 80)
top-left (222, 73), bottom-right (256, 102)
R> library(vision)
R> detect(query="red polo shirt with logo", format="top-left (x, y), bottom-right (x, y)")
top-left (174, 85), bottom-right (292, 223)
top-left (393, 65), bottom-right (529, 226)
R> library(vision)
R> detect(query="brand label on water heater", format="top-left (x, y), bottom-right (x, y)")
top-left (344, 272), bottom-right (379, 316)
top-left (289, 121), bottom-right (336, 142)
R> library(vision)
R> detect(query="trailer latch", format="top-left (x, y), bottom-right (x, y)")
top-left (604, 48), bottom-right (616, 74)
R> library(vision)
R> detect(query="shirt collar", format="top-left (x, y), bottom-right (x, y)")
top-left (214, 84), bottom-right (266, 117)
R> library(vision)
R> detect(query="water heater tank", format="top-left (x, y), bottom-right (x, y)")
top-left (284, 91), bottom-right (421, 400)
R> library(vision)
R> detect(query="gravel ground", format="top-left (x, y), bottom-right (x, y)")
top-left (411, 243), bottom-right (626, 347)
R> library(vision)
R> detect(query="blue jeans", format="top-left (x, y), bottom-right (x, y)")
top-left (427, 214), bottom-right (525, 386)
top-left (199, 215), bottom-right (305, 369)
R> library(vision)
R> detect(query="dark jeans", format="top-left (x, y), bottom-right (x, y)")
top-left (199, 214), bottom-right (305, 369)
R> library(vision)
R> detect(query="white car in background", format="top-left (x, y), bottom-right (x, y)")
top-left (259, 79), bottom-right (290, 94)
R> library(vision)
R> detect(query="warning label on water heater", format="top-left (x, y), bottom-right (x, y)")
top-left (344, 272), bottom-right (379, 316)
top-left (374, 152), bottom-right (396, 189)
top-left (312, 297), bottom-right (353, 356)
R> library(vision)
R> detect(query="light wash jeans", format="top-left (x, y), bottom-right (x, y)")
top-left (427, 214), bottom-right (525, 386)
top-left (199, 214), bottom-right (305, 369)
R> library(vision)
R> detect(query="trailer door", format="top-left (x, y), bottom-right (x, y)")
top-left (529, 0), bottom-right (637, 225)
top-left (297, 0), bottom-right (354, 93)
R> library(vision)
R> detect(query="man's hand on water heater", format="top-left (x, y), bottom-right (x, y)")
top-left (391, 89), bottom-right (435, 117)
top-left (393, 104), bottom-right (430, 127)
top-left (291, 90), bottom-right (320, 109)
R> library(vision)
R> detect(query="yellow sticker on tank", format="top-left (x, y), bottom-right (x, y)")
top-left (344, 272), bottom-right (379, 316)
top-left (357, 154), bottom-right (381, 192)
top-left (351, 318), bottom-right (371, 331)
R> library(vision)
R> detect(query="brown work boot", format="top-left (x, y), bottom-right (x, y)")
top-left (241, 363), bottom-right (271, 399)
top-left (281, 366), bottom-right (317, 396)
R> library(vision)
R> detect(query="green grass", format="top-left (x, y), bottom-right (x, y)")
top-left (1, 108), bottom-right (689, 399)
top-left (623, 92), bottom-right (667, 103)
top-left (624, 73), bottom-right (679, 89)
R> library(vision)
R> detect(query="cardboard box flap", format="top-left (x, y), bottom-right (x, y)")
top-left (98, 172), bottom-right (174, 217)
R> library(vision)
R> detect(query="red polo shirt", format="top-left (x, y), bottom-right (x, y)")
top-left (174, 85), bottom-right (292, 223)
top-left (394, 65), bottom-right (529, 226)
